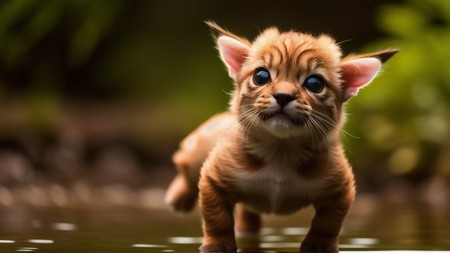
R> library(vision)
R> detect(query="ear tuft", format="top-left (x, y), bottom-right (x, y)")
top-left (205, 21), bottom-right (228, 38)
top-left (362, 48), bottom-right (399, 63)
top-left (373, 48), bottom-right (398, 63)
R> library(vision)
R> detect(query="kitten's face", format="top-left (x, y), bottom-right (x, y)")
top-left (235, 30), bottom-right (343, 138)
top-left (208, 21), bottom-right (396, 139)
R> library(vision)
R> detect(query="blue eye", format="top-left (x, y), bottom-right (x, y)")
top-left (303, 75), bottom-right (325, 93)
top-left (253, 68), bottom-right (271, 86)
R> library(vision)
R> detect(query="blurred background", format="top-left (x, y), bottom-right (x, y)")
top-left (0, 0), bottom-right (449, 208)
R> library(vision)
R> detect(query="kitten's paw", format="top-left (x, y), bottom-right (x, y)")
top-left (165, 174), bottom-right (198, 213)
top-left (199, 243), bottom-right (237, 253)
top-left (300, 243), bottom-right (338, 253)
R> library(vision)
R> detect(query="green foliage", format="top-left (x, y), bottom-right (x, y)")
top-left (0, 0), bottom-right (123, 69)
top-left (345, 0), bottom-right (450, 180)
top-left (0, 0), bottom-right (230, 144)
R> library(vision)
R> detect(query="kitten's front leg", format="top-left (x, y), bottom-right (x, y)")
top-left (300, 191), bottom-right (354, 253)
top-left (199, 175), bottom-right (237, 253)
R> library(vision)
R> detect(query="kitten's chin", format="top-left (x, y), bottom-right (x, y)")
top-left (259, 114), bottom-right (308, 138)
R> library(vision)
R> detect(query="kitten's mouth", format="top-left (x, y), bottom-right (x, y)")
top-left (259, 111), bottom-right (307, 126)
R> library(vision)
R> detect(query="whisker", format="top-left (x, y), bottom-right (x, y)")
top-left (237, 105), bottom-right (261, 142)
top-left (221, 88), bottom-right (234, 97)
top-left (311, 111), bottom-right (359, 156)
top-left (336, 38), bottom-right (353, 46)
top-left (307, 116), bottom-right (331, 164)
top-left (305, 119), bottom-right (320, 153)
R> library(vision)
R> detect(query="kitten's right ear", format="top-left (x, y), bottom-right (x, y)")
top-left (205, 21), bottom-right (251, 81)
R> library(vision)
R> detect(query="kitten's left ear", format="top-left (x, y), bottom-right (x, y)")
top-left (340, 49), bottom-right (398, 102)
top-left (205, 21), bottom-right (251, 81)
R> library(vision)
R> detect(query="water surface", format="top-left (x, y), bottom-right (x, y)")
top-left (0, 197), bottom-right (449, 253)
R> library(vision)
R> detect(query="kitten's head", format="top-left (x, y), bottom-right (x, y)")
top-left (207, 22), bottom-right (397, 139)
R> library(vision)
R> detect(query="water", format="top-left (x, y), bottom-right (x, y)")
top-left (0, 197), bottom-right (449, 253)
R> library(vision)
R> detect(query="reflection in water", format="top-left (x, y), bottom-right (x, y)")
top-left (280, 227), bottom-right (309, 235)
top-left (0, 198), bottom-right (449, 253)
top-left (167, 237), bottom-right (203, 244)
top-left (348, 238), bottom-right (379, 246)
top-left (52, 222), bottom-right (77, 231)
top-left (131, 243), bottom-right (167, 248)
top-left (27, 239), bottom-right (54, 244)
top-left (16, 247), bottom-right (38, 252)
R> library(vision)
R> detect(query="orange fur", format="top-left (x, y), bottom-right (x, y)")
top-left (165, 22), bottom-right (397, 253)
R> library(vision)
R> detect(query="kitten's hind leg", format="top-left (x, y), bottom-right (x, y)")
top-left (165, 112), bottom-right (235, 213)
top-left (234, 205), bottom-right (262, 252)
top-left (165, 170), bottom-right (199, 212)
top-left (165, 143), bottom-right (202, 213)
top-left (235, 204), bottom-right (261, 234)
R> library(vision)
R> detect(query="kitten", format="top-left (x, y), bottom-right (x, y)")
top-left (165, 22), bottom-right (397, 253)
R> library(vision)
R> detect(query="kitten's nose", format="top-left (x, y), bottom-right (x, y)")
top-left (273, 93), bottom-right (296, 107)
